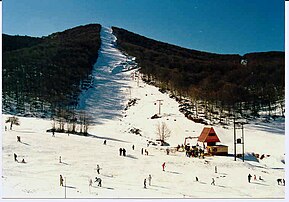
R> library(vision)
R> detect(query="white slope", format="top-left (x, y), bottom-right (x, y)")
top-left (76, 26), bottom-right (132, 124)
top-left (1, 26), bottom-right (285, 199)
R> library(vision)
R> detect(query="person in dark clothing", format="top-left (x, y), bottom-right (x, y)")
top-left (103, 140), bottom-right (106, 145)
top-left (144, 178), bottom-right (147, 188)
top-left (166, 148), bottom-right (170, 155)
top-left (248, 174), bottom-right (252, 183)
top-left (132, 145), bottom-right (135, 150)
top-left (97, 164), bottom-right (100, 174)
top-left (14, 153), bottom-right (18, 162)
top-left (17, 136), bottom-right (21, 142)
top-left (119, 148), bottom-right (123, 156)
top-left (196, 177), bottom-right (199, 182)
top-left (98, 178), bottom-right (102, 187)
top-left (94, 177), bottom-right (102, 187)
top-left (283, 179), bottom-right (285, 186)
top-left (52, 130), bottom-right (55, 137)
top-left (141, 148), bottom-right (144, 155)
top-left (60, 175), bottom-right (64, 186)
top-left (123, 148), bottom-right (126, 156)
top-left (211, 178), bottom-right (215, 185)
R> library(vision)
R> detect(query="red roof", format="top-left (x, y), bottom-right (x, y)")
top-left (198, 127), bottom-right (220, 143)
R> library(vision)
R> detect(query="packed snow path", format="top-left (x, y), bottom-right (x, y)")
top-left (77, 26), bottom-right (132, 124)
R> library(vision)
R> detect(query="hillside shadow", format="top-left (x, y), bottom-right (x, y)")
top-left (251, 122), bottom-right (284, 135)
top-left (70, 132), bottom-right (129, 143)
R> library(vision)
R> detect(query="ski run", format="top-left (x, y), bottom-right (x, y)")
top-left (1, 26), bottom-right (286, 199)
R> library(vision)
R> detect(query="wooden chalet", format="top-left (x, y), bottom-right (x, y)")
top-left (198, 127), bottom-right (228, 156)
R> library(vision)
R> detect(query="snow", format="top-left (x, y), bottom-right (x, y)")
top-left (1, 26), bottom-right (286, 200)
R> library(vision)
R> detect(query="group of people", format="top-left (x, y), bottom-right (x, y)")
top-left (277, 178), bottom-right (285, 186)
top-left (14, 153), bottom-right (26, 163)
top-left (141, 148), bottom-right (149, 155)
top-left (248, 174), bottom-right (263, 183)
top-left (144, 174), bottom-right (152, 188)
top-left (185, 145), bottom-right (204, 158)
top-left (119, 148), bottom-right (127, 156)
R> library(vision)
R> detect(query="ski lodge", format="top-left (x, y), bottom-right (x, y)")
top-left (198, 127), bottom-right (228, 156)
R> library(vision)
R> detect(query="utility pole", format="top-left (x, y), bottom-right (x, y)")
top-left (156, 100), bottom-right (163, 115)
top-left (242, 123), bottom-right (244, 162)
top-left (65, 177), bottom-right (67, 199)
top-left (234, 117), bottom-right (236, 161)
top-left (234, 117), bottom-right (245, 162)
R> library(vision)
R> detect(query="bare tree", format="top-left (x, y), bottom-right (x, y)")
top-left (78, 111), bottom-right (92, 135)
top-left (6, 116), bottom-right (20, 130)
top-left (156, 122), bottom-right (171, 145)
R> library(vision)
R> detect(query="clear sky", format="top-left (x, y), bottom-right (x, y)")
top-left (2, 0), bottom-right (285, 55)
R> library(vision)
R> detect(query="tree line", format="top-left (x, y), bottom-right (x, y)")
top-left (112, 27), bottom-right (284, 120)
top-left (2, 24), bottom-right (102, 117)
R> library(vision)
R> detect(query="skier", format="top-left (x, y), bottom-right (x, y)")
top-left (89, 179), bottom-right (93, 187)
top-left (196, 177), bottom-right (199, 182)
top-left (166, 148), bottom-right (170, 155)
top-left (96, 164), bottom-right (100, 174)
top-left (123, 148), bottom-right (126, 156)
top-left (141, 148), bottom-right (144, 155)
top-left (21, 158), bottom-right (26, 163)
top-left (5, 126), bottom-right (7, 131)
top-left (148, 174), bottom-right (152, 186)
top-left (119, 148), bottom-right (123, 156)
top-left (283, 179), bottom-right (285, 186)
top-left (59, 156), bottom-right (62, 163)
top-left (248, 174), bottom-right (252, 183)
top-left (14, 153), bottom-right (18, 162)
top-left (146, 150), bottom-right (149, 155)
top-left (60, 175), bottom-right (64, 186)
top-left (145, 149), bottom-right (147, 155)
top-left (211, 178), bottom-right (215, 185)
top-left (52, 130), bottom-right (55, 137)
top-left (17, 136), bottom-right (21, 142)
top-left (162, 162), bottom-right (166, 171)
top-left (144, 178), bottom-right (147, 188)
top-left (132, 145), bottom-right (135, 150)
top-left (215, 166), bottom-right (217, 173)
top-left (98, 178), bottom-right (102, 187)
top-left (103, 140), bottom-right (107, 145)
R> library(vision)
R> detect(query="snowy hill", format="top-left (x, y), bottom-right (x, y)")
top-left (1, 26), bottom-right (285, 199)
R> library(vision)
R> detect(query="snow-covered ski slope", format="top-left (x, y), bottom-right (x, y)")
top-left (77, 26), bottom-right (132, 124)
top-left (1, 25), bottom-right (286, 199)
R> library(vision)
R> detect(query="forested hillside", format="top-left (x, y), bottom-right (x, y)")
top-left (112, 27), bottom-right (284, 120)
top-left (2, 24), bottom-right (101, 117)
